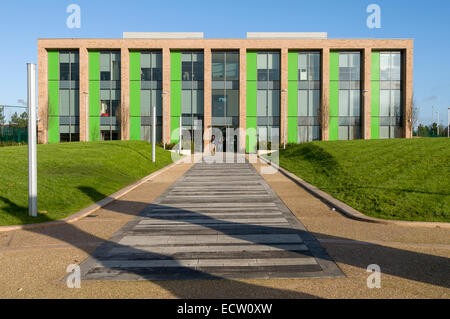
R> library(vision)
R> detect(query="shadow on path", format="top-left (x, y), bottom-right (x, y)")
top-left (1, 181), bottom-right (449, 298)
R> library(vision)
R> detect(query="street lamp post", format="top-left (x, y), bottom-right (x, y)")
top-left (83, 91), bottom-right (89, 141)
top-left (179, 116), bottom-right (182, 154)
top-left (152, 104), bottom-right (156, 162)
top-left (162, 90), bottom-right (167, 149)
top-left (27, 63), bottom-right (37, 217)
top-left (281, 89), bottom-right (288, 149)
top-left (448, 107), bottom-right (450, 138)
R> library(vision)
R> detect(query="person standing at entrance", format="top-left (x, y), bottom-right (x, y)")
top-left (211, 135), bottom-right (217, 155)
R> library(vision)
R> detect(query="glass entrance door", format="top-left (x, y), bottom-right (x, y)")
top-left (213, 126), bottom-right (238, 152)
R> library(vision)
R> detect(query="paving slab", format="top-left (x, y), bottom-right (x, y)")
top-left (80, 158), bottom-right (343, 280)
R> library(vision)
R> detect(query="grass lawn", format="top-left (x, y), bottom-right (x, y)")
top-left (278, 138), bottom-right (450, 222)
top-left (0, 141), bottom-right (174, 226)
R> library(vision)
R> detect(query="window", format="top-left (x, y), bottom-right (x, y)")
top-left (139, 51), bottom-right (163, 143)
top-left (180, 51), bottom-right (204, 151)
top-left (256, 52), bottom-right (280, 144)
top-left (211, 51), bottom-right (239, 127)
top-left (337, 52), bottom-right (361, 140)
top-left (378, 51), bottom-right (403, 138)
top-left (297, 52), bottom-right (321, 143)
top-left (99, 51), bottom-right (121, 141)
top-left (59, 51), bottom-right (79, 142)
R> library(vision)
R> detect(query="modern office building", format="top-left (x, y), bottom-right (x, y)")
top-left (37, 32), bottom-right (413, 152)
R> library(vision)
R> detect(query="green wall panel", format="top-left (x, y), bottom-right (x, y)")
top-left (287, 81), bottom-right (298, 117)
top-left (329, 52), bottom-right (339, 141)
top-left (48, 117), bottom-right (59, 143)
top-left (329, 117), bottom-right (339, 141)
top-left (89, 81), bottom-right (100, 141)
top-left (287, 117), bottom-right (297, 143)
top-left (48, 81), bottom-right (59, 117)
top-left (288, 52), bottom-right (298, 81)
top-left (129, 81), bottom-right (141, 140)
top-left (287, 78), bottom-right (298, 143)
top-left (246, 51), bottom-right (257, 81)
top-left (129, 51), bottom-right (141, 81)
top-left (89, 51), bottom-right (100, 141)
top-left (246, 81), bottom-right (257, 117)
top-left (170, 51), bottom-right (181, 81)
top-left (371, 52), bottom-right (380, 81)
top-left (371, 81), bottom-right (380, 118)
top-left (170, 117), bottom-right (180, 143)
top-left (371, 117), bottom-right (379, 140)
top-left (246, 117), bottom-right (257, 153)
top-left (170, 51), bottom-right (181, 141)
top-left (371, 51), bottom-right (380, 139)
top-left (89, 51), bottom-right (99, 81)
top-left (329, 81), bottom-right (339, 117)
top-left (329, 52), bottom-right (339, 81)
top-left (48, 51), bottom-right (59, 143)
top-left (129, 117), bottom-right (141, 141)
top-left (129, 81), bottom-right (141, 117)
top-left (246, 51), bottom-right (258, 153)
top-left (170, 80), bottom-right (181, 117)
top-left (48, 51), bottom-right (59, 81)
top-left (129, 51), bottom-right (141, 141)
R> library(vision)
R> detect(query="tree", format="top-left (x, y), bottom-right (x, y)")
top-left (411, 95), bottom-right (419, 133)
top-left (0, 106), bottom-right (5, 125)
top-left (9, 111), bottom-right (28, 127)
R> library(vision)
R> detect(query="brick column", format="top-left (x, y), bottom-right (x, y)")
top-left (239, 48), bottom-right (247, 152)
top-left (121, 47), bottom-right (130, 140)
top-left (79, 47), bottom-right (89, 141)
top-left (203, 48), bottom-right (212, 149)
top-left (404, 47), bottom-right (414, 138)
top-left (37, 47), bottom-right (48, 144)
top-left (162, 47), bottom-right (171, 145)
top-left (363, 48), bottom-right (371, 139)
top-left (321, 48), bottom-right (330, 140)
top-left (280, 48), bottom-right (288, 146)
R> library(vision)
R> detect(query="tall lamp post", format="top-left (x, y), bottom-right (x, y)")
top-left (27, 63), bottom-right (37, 217)
top-left (162, 90), bottom-right (167, 149)
top-left (83, 91), bottom-right (89, 141)
top-left (281, 88), bottom-right (288, 149)
top-left (448, 107), bottom-right (449, 138)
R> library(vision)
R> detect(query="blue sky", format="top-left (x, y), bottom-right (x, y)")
top-left (0, 0), bottom-right (449, 126)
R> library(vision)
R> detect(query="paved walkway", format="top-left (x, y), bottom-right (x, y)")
top-left (1, 156), bottom-right (448, 298)
top-left (80, 159), bottom-right (343, 280)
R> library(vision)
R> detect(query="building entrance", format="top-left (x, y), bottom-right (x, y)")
top-left (212, 126), bottom-right (238, 152)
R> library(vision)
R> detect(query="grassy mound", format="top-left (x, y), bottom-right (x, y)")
top-left (0, 141), bottom-right (174, 226)
top-left (279, 138), bottom-right (450, 222)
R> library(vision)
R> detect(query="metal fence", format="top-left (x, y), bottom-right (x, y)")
top-left (0, 105), bottom-right (29, 144)
top-left (0, 126), bottom-right (28, 144)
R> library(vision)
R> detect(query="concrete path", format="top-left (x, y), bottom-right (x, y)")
top-left (0, 156), bottom-right (449, 298)
top-left (80, 159), bottom-right (343, 280)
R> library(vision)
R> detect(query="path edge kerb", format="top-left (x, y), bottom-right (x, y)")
top-left (258, 155), bottom-right (450, 229)
top-left (0, 157), bottom-right (187, 233)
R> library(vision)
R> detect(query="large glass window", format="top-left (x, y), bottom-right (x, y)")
top-left (140, 51), bottom-right (162, 142)
top-left (256, 52), bottom-right (280, 145)
top-left (338, 52), bottom-right (361, 140)
top-left (297, 52), bottom-right (321, 143)
top-left (99, 51), bottom-right (121, 141)
top-left (379, 51), bottom-right (402, 138)
top-left (181, 51), bottom-right (204, 151)
top-left (211, 51), bottom-right (239, 127)
top-left (59, 50), bottom-right (79, 142)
